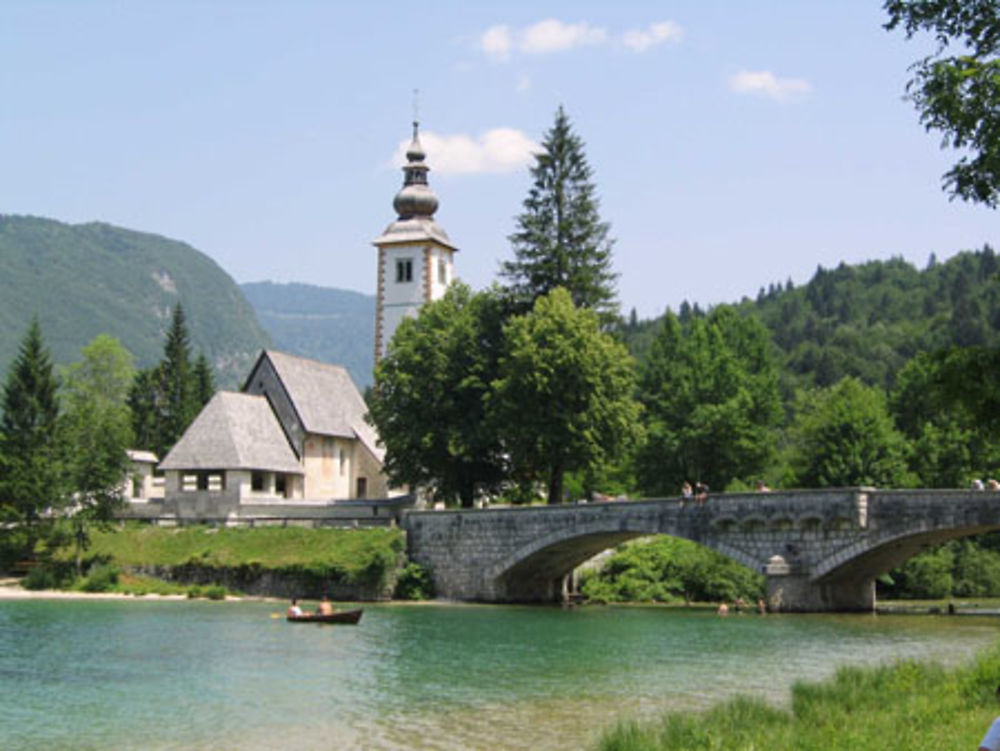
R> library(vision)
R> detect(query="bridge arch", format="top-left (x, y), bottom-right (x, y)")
top-left (484, 515), bottom-right (768, 602)
top-left (812, 523), bottom-right (1000, 583)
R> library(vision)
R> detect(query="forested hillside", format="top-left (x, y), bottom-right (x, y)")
top-left (0, 215), bottom-right (270, 386)
top-left (241, 281), bottom-right (375, 388)
top-left (622, 246), bottom-right (1000, 392)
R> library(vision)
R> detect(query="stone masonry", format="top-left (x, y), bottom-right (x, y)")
top-left (402, 488), bottom-right (1000, 612)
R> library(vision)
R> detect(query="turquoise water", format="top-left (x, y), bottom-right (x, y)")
top-left (1, 599), bottom-right (998, 750)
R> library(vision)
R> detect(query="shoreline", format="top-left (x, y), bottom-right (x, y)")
top-left (0, 577), bottom-right (260, 602)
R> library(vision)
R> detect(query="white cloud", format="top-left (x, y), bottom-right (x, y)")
top-left (392, 128), bottom-right (540, 175)
top-left (481, 25), bottom-right (512, 61)
top-left (621, 21), bottom-right (683, 52)
top-left (729, 70), bottom-right (812, 101)
top-left (516, 74), bottom-right (532, 93)
top-left (479, 19), bottom-right (611, 59)
top-left (520, 19), bottom-right (606, 54)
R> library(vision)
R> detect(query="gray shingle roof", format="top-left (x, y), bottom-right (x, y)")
top-left (372, 216), bottom-right (457, 251)
top-left (159, 391), bottom-right (303, 474)
top-left (263, 351), bottom-right (384, 461)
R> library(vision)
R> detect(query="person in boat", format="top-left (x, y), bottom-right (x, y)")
top-left (317, 596), bottom-right (334, 616)
top-left (288, 599), bottom-right (304, 618)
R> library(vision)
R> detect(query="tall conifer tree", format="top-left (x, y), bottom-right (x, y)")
top-left (128, 304), bottom-right (210, 458)
top-left (0, 319), bottom-right (67, 559)
top-left (501, 106), bottom-right (618, 324)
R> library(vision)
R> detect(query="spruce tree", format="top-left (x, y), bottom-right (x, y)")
top-left (192, 353), bottom-right (216, 410)
top-left (160, 304), bottom-right (196, 449)
top-left (128, 304), bottom-right (207, 458)
top-left (501, 106), bottom-right (618, 324)
top-left (0, 319), bottom-right (68, 559)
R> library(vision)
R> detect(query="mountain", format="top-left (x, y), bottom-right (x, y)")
top-left (0, 215), bottom-right (271, 387)
top-left (240, 281), bottom-right (375, 389)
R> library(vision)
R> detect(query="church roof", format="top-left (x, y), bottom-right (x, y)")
top-left (372, 215), bottom-right (456, 250)
top-left (373, 121), bottom-right (458, 252)
top-left (258, 350), bottom-right (384, 461)
top-left (159, 391), bottom-right (303, 474)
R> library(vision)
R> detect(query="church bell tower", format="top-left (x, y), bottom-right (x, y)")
top-left (373, 121), bottom-right (458, 364)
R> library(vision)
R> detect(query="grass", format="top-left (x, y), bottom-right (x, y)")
top-left (596, 645), bottom-right (1000, 750)
top-left (39, 524), bottom-right (407, 594)
top-left (74, 523), bottom-right (404, 569)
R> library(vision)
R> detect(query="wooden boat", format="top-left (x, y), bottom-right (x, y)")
top-left (286, 609), bottom-right (363, 625)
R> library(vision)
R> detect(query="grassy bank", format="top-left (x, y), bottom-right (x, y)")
top-left (35, 524), bottom-right (410, 598)
top-left (597, 643), bottom-right (1000, 750)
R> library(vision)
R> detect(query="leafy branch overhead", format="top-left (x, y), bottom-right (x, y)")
top-left (885, 0), bottom-right (1000, 206)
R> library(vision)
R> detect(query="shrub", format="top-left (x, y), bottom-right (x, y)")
top-left (79, 563), bottom-right (120, 592)
top-left (22, 562), bottom-right (75, 591)
top-left (394, 562), bottom-right (435, 600)
top-left (202, 585), bottom-right (227, 600)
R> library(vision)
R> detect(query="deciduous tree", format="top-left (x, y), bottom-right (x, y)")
top-left (635, 306), bottom-right (782, 496)
top-left (789, 376), bottom-right (911, 488)
top-left (491, 288), bottom-right (641, 504)
top-left (61, 334), bottom-right (135, 573)
top-left (369, 284), bottom-right (507, 507)
top-left (885, 0), bottom-right (1000, 205)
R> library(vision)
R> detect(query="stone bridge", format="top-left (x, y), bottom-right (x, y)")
top-left (402, 488), bottom-right (1000, 612)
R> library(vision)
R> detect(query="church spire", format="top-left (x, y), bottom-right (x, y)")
top-left (393, 120), bottom-right (439, 219)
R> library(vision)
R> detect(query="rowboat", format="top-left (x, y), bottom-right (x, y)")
top-left (286, 609), bottom-right (363, 625)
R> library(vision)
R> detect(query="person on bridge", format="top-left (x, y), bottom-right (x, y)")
top-left (978, 684), bottom-right (1000, 750)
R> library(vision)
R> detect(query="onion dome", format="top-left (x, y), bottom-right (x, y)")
top-left (392, 121), bottom-right (439, 219)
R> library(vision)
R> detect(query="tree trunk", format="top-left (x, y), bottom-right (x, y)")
top-left (547, 463), bottom-right (564, 505)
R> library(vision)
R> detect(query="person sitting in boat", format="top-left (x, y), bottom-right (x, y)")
top-left (317, 596), bottom-right (334, 616)
top-left (288, 599), bottom-right (304, 618)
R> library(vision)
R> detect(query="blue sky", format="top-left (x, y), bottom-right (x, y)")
top-left (2, 1), bottom-right (996, 318)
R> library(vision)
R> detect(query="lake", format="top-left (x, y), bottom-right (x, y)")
top-left (1, 599), bottom-right (997, 750)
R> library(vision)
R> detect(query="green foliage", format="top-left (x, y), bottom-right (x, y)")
top-left (581, 537), bottom-right (765, 604)
top-left (887, 545), bottom-right (955, 599)
top-left (22, 562), bottom-right (75, 591)
top-left (69, 524), bottom-right (405, 584)
top-left (635, 306), bottom-right (782, 496)
top-left (0, 319), bottom-right (70, 558)
top-left (501, 106), bottom-right (618, 324)
top-left (61, 334), bottom-right (135, 573)
top-left (393, 562), bottom-right (435, 600)
top-left (890, 351), bottom-right (1000, 486)
top-left (241, 281), bottom-right (374, 390)
top-left (598, 644), bottom-right (1000, 751)
top-left (492, 289), bottom-right (642, 504)
top-left (882, 538), bottom-right (1000, 599)
top-left (369, 283), bottom-right (508, 507)
top-left (707, 250), bottom-right (1000, 393)
top-left (885, 0), bottom-right (1000, 206)
top-left (789, 377), bottom-right (912, 488)
top-left (78, 562), bottom-right (120, 592)
top-left (128, 304), bottom-right (214, 458)
top-left (201, 585), bottom-right (228, 600)
top-left (0, 215), bottom-right (269, 387)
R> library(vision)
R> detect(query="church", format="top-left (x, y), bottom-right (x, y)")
top-left (154, 122), bottom-right (456, 515)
